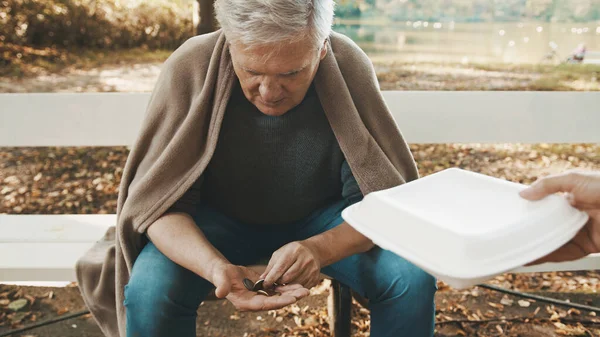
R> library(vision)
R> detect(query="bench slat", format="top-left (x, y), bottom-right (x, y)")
top-left (0, 214), bottom-right (115, 243)
top-left (2, 92), bottom-right (600, 146)
top-left (0, 243), bottom-right (93, 281)
top-left (384, 91), bottom-right (600, 144)
top-left (0, 217), bottom-right (598, 283)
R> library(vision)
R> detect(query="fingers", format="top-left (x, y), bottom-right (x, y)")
top-left (279, 261), bottom-right (302, 285)
top-left (575, 222), bottom-right (600, 255)
top-left (239, 288), bottom-right (310, 312)
top-left (274, 283), bottom-right (304, 292)
top-left (287, 287), bottom-right (310, 300)
top-left (260, 254), bottom-right (278, 280)
top-left (527, 216), bottom-right (598, 266)
top-left (264, 257), bottom-right (294, 288)
top-left (237, 294), bottom-right (293, 312)
top-left (532, 241), bottom-right (588, 265)
top-left (255, 295), bottom-right (296, 311)
top-left (520, 172), bottom-right (580, 200)
top-left (570, 199), bottom-right (600, 210)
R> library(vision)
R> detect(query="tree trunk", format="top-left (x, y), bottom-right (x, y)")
top-left (197, 0), bottom-right (217, 35)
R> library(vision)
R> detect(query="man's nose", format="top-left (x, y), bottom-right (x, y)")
top-left (259, 77), bottom-right (283, 102)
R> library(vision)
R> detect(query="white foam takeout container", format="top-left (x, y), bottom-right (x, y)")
top-left (342, 168), bottom-right (589, 289)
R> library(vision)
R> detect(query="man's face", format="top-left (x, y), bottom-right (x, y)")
top-left (229, 38), bottom-right (327, 117)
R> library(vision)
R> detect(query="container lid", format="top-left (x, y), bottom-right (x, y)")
top-left (342, 168), bottom-right (589, 284)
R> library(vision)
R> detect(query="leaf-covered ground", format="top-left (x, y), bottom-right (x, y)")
top-left (2, 143), bottom-right (599, 215)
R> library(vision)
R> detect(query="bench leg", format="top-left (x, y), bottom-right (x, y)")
top-left (328, 279), bottom-right (352, 337)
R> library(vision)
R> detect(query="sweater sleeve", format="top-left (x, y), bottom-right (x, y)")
top-left (341, 160), bottom-right (363, 205)
top-left (165, 175), bottom-right (204, 218)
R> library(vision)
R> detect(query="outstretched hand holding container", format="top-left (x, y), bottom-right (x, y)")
top-left (342, 168), bottom-right (592, 289)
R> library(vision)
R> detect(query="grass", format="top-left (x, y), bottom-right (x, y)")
top-left (375, 60), bottom-right (600, 91)
top-left (64, 48), bottom-right (172, 70)
top-left (1, 44), bottom-right (173, 78)
top-left (457, 62), bottom-right (600, 77)
top-left (471, 62), bottom-right (600, 80)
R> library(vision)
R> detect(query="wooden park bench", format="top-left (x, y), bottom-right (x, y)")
top-left (1, 91), bottom-right (600, 336)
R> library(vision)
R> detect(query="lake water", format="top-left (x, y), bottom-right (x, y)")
top-left (333, 20), bottom-right (600, 64)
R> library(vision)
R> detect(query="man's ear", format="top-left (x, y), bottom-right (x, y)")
top-left (319, 40), bottom-right (328, 60)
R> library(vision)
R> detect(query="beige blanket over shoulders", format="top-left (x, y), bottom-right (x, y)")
top-left (76, 30), bottom-right (418, 337)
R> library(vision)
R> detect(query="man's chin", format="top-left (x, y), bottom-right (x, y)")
top-left (257, 104), bottom-right (289, 117)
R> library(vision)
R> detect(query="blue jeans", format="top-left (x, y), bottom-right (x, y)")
top-left (124, 199), bottom-right (436, 337)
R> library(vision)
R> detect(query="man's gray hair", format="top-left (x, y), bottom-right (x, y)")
top-left (215, 0), bottom-right (335, 47)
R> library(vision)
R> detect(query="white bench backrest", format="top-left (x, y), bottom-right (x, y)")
top-left (1, 91), bottom-right (599, 146)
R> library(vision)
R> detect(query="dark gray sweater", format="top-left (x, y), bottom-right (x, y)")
top-left (170, 83), bottom-right (362, 225)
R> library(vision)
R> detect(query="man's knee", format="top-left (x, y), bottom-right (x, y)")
top-left (403, 268), bottom-right (437, 307)
top-left (370, 258), bottom-right (437, 315)
top-left (124, 273), bottom-right (203, 318)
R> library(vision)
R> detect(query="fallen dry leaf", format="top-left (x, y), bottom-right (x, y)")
top-left (500, 296), bottom-right (514, 306)
top-left (518, 300), bottom-right (531, 307)
top-left (496, 325), bottom-right (503, 334)
top-left (8, 298), bottom-right (28, 312)
top-left (24, 295), bottom-right (36, 306)
top-left (554, 322), bottom-right (587, 335)
top-left (304, 316), bottom-right (318, 327)
top-left (488, 302), bottom-right (504, 310)
top-left (56, 307), bottom-right (70, 315)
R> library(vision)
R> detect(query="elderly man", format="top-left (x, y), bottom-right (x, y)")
top-left (76, 1), bottom-right (436, 336)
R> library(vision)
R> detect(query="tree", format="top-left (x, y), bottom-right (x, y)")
top-left (197, 0), bottom-right (217, 35)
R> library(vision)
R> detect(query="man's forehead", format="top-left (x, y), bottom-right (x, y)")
top-left (232, 43), bottom-right (314, 71)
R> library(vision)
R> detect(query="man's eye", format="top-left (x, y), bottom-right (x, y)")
top-left (283, 72), bottom-right (299, 77)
